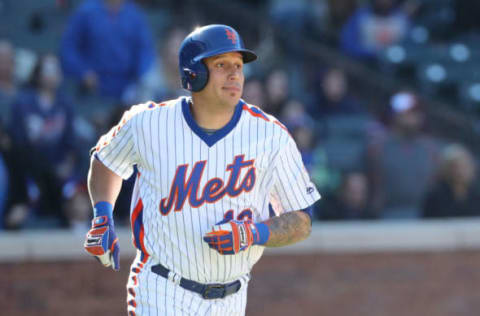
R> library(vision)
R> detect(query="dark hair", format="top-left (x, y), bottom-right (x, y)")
top-left (27, 54), bottom-right (60, 89)
top-left (27, 55), bottom-right (45, 89)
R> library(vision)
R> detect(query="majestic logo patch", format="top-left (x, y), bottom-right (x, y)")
top-left (159, 155), bottom-right (256, 215)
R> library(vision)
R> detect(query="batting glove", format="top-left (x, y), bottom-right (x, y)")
top-left (203, 218), bottom-right (270, 255)
top-left (84, 202), bottom-right (120, 271)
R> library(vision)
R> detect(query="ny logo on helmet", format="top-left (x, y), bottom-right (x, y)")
top-left (225, 29), bottom-right (237, 44)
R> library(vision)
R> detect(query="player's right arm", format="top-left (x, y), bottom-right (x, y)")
top-left (84, 156), bottom-right (123, 270)
top-left (87, 156), bottom-right (123, 206)
top-left (84, 104), bottom-right (143, 270)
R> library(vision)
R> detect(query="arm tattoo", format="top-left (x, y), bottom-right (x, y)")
top-left (263, 210), bottom-right (312, 247)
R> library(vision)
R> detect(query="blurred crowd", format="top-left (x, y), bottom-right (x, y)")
top-left (1, 0), bottom-right (480, 231)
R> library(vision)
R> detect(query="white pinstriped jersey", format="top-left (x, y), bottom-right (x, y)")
top-left (94, 96), bottom-right (320, 284)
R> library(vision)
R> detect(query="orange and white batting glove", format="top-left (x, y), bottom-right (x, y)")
top-left (203, 218), bottom-right (270, 255)
top-left (84, 202), bottom-right (120, 271)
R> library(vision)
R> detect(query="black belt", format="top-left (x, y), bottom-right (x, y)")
top-left (150, 263), bottom-right (241, 300)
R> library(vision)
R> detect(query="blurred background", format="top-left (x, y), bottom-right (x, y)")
top-left (2, 0), bottom-right (480, 315)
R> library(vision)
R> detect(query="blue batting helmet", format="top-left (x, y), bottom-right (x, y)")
top-left (178, 24), bottom-right (257, 92)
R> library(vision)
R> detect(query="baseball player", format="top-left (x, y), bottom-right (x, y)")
top-left (84, 24), bottom-right (320, 315)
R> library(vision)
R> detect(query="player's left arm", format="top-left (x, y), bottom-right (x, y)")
top-left (204, 132), bottom-right (319, 255)
top-left (262, 208), bottom-right (312, 247)
top-left (203, 208), bottom-right (312, 254)
top-left (260, 132), bottom-right (317, 248)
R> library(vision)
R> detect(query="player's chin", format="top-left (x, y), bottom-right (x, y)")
top-left (221, 89), bottom-right (242, 104)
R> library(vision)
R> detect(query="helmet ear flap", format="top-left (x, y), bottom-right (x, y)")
top-left (184, 68), bottom-right (197, 79)
top-left (183, 62), bottom-right (209, 92)
top-left (182, 68), bottom-right (196, 91)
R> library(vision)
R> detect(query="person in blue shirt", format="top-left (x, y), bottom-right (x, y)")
top-left (0, 40), bottom-right (17, 128)
top-left (310, 67), bottom-right (365, 119)
top-left (340, 0), bottom-right (410, 62)
top-left (0, 136), bottom-right (8, 229)
top-left (60, 0), bottom-right (156, 100)
top-left (9, 54), bottom-right (78, 228)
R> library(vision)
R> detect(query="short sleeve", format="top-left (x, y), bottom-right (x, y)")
top-left (93, 110), bottom-right (139, 180)
top-left (270, 136), bottom-right (321, 214)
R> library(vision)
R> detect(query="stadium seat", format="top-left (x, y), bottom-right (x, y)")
top-left (3, 0), bottom-right (67, 54)
top-left (323, 138), bottom-right (366, 172)
top-left (458, 81), bottom-right (480, 113)
top-left (323, 115), bottom-right (371, 140)
top-left (416, 59), bottom-right (480, 102)
top-left (414, 0), bottom-right (455, 39)
top-left (321, 115), bottom-right (371, 172)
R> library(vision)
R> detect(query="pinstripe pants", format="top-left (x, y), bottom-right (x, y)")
top-left (127, 252), bottom-right (249, 316)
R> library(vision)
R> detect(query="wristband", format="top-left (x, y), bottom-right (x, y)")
top-left (301, 206), bottom-right (313, 225)
top-left (254, 222), bottom-right (270, 245)
top-left (93, 201), bottom-right (113, 218)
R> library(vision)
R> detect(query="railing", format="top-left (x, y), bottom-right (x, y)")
top-left (2, 219), bottom-right (480, 262)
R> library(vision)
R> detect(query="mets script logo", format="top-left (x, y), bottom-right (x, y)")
top-left (159, 155), bottom-right (256, 215)
top-left (225, 28), bottom-right (237, 44)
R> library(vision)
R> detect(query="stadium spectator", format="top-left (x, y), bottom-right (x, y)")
top-left (60, 0), bottom-right (155, 101)
top-left (366, 91), bottom-right (440, 219)
top-left (340, 0), bottom-right (410, 62)
top-left (422, 143), bottom-right (480, 218)
top-left (268, 0), bottom-right (311, 34)
top-left (155, 27), bottom-right (188, 99)
top-left (310, 67), bottom-right (364, 119)
top-left (129, 26), bottom-right (188, 103)
top-left (316, 171), bottom-right (374, 220)
top-left (62, 182), bottom-right (91, 233)
top-left (280, 99), bottom-right (312, 128)
top-left (0, 150), bottom-right (7, 229)
top-left (278, 98), bottom-right (317, 168)
top-left (243, 77), bottom-right (266, 107)
top-left (292, 124), bottom-right (317, 172)
top-left (325, 0), bottom-right (358, 40)
top-left (0, 40), bottom-right (17, 127)
top-left (8, 54), bottom-right (81, 228)
top-left (264, 68), bottom-right (290, 117)
top-left (267, 0), bottom-right (331, 46)
top-left (0, 40), bottom-right (26, 230)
